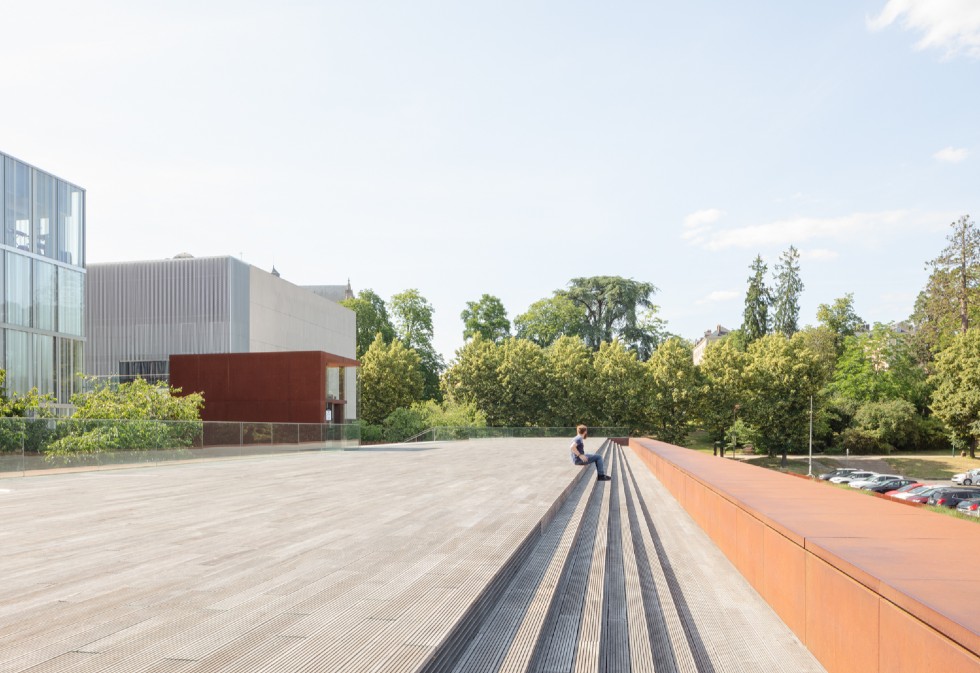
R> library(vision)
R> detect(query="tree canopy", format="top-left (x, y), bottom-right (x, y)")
top-left (461, 294), bottom-right (511, 343)
top-left (742, 255), bottom-right (770, 342)
top-left (771, 246), bottom-right (803, 337)
top-left (341, 289), bottom-right (396, 359)
top-left (558, 276), bottom-right (663, 358)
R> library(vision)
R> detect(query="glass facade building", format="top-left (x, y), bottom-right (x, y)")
top-left (0, 151), bottom-right (85, 407)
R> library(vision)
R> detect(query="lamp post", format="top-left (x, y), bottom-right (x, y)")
top-left (732, 404), bottom-right (740, 458)
top-left (807, 394), bottom-right (814, 477)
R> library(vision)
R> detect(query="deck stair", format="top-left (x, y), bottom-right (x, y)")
top-left (419, 441), bottom-right (825, 673)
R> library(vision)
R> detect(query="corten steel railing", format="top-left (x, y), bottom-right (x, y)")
top-left (403, 426), bottom-right (629, 443)
top-left (0, 418), bottom-right (360, 477)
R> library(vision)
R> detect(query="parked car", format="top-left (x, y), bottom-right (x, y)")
top-left (927, 487), bottom-right (980, 508)
top-left (883, 482), bottom-right (925, 498)
top-left (905, 486), bottom-right (947, 504)
top-left (818, 468), bottom-right (857, 481)
top-left (850, 474), bottom-right (903, 489)
top-left (830, 471), bottom-right (876, 484)
top-left (955, 498), bottom-right (980, 518)
top-left (866, 479), bottom-right (916, 494)
top-left (951, 468), bottom-right (980, 486)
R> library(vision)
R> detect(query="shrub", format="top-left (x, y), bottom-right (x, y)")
top-left (382, 407), bottom-right (427, 443)
top-left (840, 427), bottom-right (894, 455)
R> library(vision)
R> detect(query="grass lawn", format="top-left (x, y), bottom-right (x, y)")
top-left (881, 452), bottom-right (980, 480)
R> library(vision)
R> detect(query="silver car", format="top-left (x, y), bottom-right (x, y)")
top-left (951, 468), bottom-right (980, 486)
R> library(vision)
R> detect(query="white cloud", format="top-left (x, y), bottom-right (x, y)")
top-left (684, 210), bottom-right (951, 251)
top-left (869, 0), bottom-right (980, 58)
top-left (696, 290), bottom-right (740, 305)
top-left (800, 248), bottom-right (840, 261)
top-left (681, 208), bottom-right (725, 246)
top-left (934, 146), bottom-right (969, 162)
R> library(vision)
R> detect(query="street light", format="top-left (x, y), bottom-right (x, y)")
top-left (732, 404), bottom-right (740, 458)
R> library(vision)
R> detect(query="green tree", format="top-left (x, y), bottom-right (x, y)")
top-left (558, 276), bottom-right (662, 358)
top-left (742, 255), bottom-right (770, 342)
top-left (816, 293), bottom-right (864, 356)
top-left (495, 338), bottom-right (550, 426)
top-left (771, 245), bottom-right (804, 337)
top-left (70, 377), bottom-right (203, 420)
top-left (853, 399), bottom-right (918, 452)
top-left (645, 338), bottom-right (700, 444)
top-left (341, 289), bottom-right (396, 359)
top-left (929, 328), bottom-right (980, 458)
top-left (514, 296), bottom-right (588, 347)
top-left (390, 289), bottom-right (444, 400)
top-left (913, 215), bottom-right (980, 352)
top-left (413, 399), bottom-right (487, 429)
top-left (829, 324), bottom-right (930, 411)
top-left (742, 333), bottom-right (822, 461)
top-left (543, 336), bottom-right (596, 427)
top-left (358, 335), bottom-right (424, 425)
top-left (441, 336), bottom-right (507, 425)
top-left (45, 378), bottom-right (203, 457)
top-left (696, 334), bottom-right (749, 442)
top-left (592, 340), bottom-right (648, 431)
top-left (461, 294), bottom-right (511, 343)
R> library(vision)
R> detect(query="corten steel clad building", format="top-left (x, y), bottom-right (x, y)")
top-left (85, 255), bottom-right (358, 422)
top-left (0, 150), bottom-right (86, 409)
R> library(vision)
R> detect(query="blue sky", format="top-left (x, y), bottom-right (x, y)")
top-left (3, 1), bottom-right (979, 360)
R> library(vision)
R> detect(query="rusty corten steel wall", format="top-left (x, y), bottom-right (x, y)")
top-left (629, 438), bottom-right (980, 673)
top-left (170, 352), bottom-right (335, 424)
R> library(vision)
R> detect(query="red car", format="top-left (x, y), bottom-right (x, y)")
top-left (904, 486), bottom-right (946, 504)
top-left (883, 482), bottom-right (924, 498)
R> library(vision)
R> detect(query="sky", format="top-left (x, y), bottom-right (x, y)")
top-left (2, 0), bottom-right (979, 361)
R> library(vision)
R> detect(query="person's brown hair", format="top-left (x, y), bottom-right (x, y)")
top-left (577, 424), bottom-right (588, 434)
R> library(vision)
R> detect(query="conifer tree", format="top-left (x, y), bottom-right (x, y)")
top-left (772, 245), bottom-right (804, 337)
top-left (742, 255), bottom-right (770, 342)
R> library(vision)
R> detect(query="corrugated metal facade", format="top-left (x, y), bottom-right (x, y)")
top-left (85, 257), bottom-right (249, 378)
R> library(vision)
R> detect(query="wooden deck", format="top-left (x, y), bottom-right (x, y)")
top-left (0, 439), bottom-right (823, 672)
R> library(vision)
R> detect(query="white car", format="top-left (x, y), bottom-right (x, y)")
top-left (951, 468), bottom-right (980, 486)
top-left (850, 474), bottom-right (903, 489)
top-left (830, 471), bottom-right (876, 484)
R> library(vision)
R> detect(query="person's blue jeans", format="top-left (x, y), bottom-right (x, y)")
top-left (573, 453), bottom-right (606, 476)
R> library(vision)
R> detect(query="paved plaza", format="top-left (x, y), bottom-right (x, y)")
top-left (0, 440), bottom-right (823, 672)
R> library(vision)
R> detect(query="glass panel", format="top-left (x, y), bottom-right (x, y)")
top-left (4, 158), bottom-right (31, 251)
top-left (34, 171), bottom-right (57, 258)
top-left (57, 182), bottom-right (84, 266)
top-left (33, 334), bottom-right (54, 395)
top-left (5, 329), bottom-right (30, 395)
top-left (5, 252), bottom-right (31, 327)
top-left (57, 268), bottom-right (83, 336)
top-left (72, 339), bottom-right (84, 398)
top-left (34, 259), bottom-right (56, 331)
top-left (57, 338), bottom-right (71, 404)
top-left (326, 367), bottom-right (340, 399)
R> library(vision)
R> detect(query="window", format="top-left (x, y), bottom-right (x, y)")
top-left (4, 329), bottom-right (30, 395)
top-left (119, 360), bottom-right (168, 384)
top-left (33, 334), bottom-right (54, 395)
top-left (34, 171), bottom-right (57, 258)
top-left (57, 268), bottom-right (83, 336)
top-left (4, 158), bottom-right (31, 251)
top-left (34, 260), bottom-right (56, 331)
top-left (5, 252), bottom-right (31, 327)
top-left (57, 181), bottom-right (84, 266)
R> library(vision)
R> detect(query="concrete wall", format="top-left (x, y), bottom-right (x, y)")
top-left (628, 438), bottom-right (980, 673)
top-left (247, 267), bottom-right (357, 417)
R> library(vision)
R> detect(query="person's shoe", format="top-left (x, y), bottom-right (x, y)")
top-left (597, 474), bottom-right (612, 481)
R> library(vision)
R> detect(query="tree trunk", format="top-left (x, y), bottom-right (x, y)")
top-left (971, 436), bottom-right (977, 461)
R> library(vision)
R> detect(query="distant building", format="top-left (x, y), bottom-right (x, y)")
top-left (692, 324), bottom-right (731, 365)
top-left (303, 280), bottom-right (354, 304)
top-left (85, 255), bottom-right (358, 421)
top-left (0, 150), bottom-right (86, 409)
